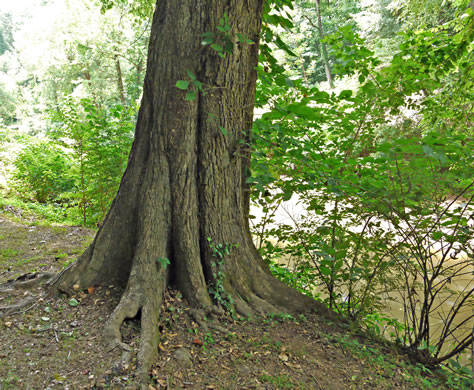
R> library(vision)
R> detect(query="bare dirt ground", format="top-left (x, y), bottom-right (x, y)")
top-left (0, 208), bottom-right (450, 389)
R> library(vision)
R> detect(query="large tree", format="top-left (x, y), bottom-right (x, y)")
top-left (44, 0), bottom-right (330, 380)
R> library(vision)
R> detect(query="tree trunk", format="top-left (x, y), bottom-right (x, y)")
top-left (49, 0), bottom-right (330, 380)
top-left (315, 0), bottom-right (334, 88)
top-left (114, 54), bottom-right (126, 105)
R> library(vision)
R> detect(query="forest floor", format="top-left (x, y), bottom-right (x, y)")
top-left (0, 206), bottom-right (455, 389)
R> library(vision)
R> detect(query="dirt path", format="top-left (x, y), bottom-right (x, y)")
top-left (0, 210), bottom-right (448, 389)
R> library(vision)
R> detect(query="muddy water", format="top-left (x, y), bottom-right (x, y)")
top-left (251, 200), bottom-right (473, 365)
top-left (383, 252), bottom-right (473, 365)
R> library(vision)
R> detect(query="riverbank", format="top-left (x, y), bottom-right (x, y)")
top-left (0, 206), bottom-right (467, 388)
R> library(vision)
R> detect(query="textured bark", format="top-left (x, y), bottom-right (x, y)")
top-left (49, 0), bottom-right (332, 381)
top-left (114, 54), bottom-right (126, 105)
top-left (315, 0), bottom-right (334, 88)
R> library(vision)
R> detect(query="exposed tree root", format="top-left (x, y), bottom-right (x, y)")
top-left (103, 273), bottom-right (166, 384)
top-left (136, 297), bottom-right (162, 382)
top-left (189, 307), bottom-right (230, 334)
top-left (234, 297), bottom-right (253, 318)
top-left (0, 273), bottom-right (55, 318)
top-left (0, 272), bottom-right (54, 293)
top-left (0, 296), bottom-right (36, 318)
top-left (103, 289), bottom-right (142, 352)
top-left (1, 260), bottom-right (337, 386)
top-left (100, 209), bottom-right (170, 383)
top-left (0, 236), bottom-right (338, 387)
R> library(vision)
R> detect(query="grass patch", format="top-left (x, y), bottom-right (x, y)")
top-left (258, 374), bottom-right (299, 389)
top-left (12, 257), bottom-right (38, 267)
top-left (0, 248), bottom-right (21, 258)
top-left (0, 191), bottom-right (80, 226)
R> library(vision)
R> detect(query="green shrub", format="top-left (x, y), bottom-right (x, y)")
top-left (252, 17), bottom-right (474, 366)
top-left (50, 97), bottom-right (134, 225)
top-left (11, 140), bottom-right (76, 203)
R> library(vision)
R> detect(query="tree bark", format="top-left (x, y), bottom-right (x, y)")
top-left (114, 54), bottom-right (126, 105)
top-left (315, 0), bottom-right (334, 88)
top-left (49, 0), bottom-right (331, 380)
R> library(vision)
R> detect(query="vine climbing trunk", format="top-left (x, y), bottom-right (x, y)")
top-left (48, 0), bottom-right (331, 380)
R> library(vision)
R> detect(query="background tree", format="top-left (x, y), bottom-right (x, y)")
top-left (313, 0), bottom-right (334, 87)
top-left (389, 0), bottom-right (462, 29)
top-left (277, 0), bottom-right (360, 86)
top-left (0, 13), bottom-right (14, 56)
top-left (0, 0), bottom-right (149, 225)
top-left (0, 12), bottom-right (17, 124)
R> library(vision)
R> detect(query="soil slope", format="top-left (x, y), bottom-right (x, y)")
top-left (0, 209), bottom-right (448, 389)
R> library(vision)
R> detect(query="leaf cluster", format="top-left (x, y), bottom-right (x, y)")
top-left (251, 10), bottom-right (474, 365)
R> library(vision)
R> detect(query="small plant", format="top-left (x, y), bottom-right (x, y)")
top-left (177, 13), bottom-right (254, 101)
top-left (443, 359), bottom-right (474, 390)
top-left (156, 257), bottom-right (170, 270)
top-left (266, 312), bottom-right (295, 323)
top-left (54, 251), bottom-right (68, 260)
top-left (1, 372), bottom-right (20, 389)
top-left (202, 332), bottom-right (215, 352)
top-left (362, 312), bottom-right (407, 342)
top-left (200, 13), bottom-right (234, 58)
top-left (207, 237), bottom-right (237, 314)
top-left (0, 248), bottom-right (19, 258)
top-left (175, 70), bottom-right (205, 101)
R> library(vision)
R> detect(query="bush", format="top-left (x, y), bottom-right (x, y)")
top-left (251, 18), bottom-right (474, 366)
top-left (50, 97), bottom-right (134, 225)
top-left (11, 140), bottom-right (76, 203)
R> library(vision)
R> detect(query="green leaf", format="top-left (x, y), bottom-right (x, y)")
top-left (320, 266), bottom-right (331, 276)
top-left (192, 80), bottom-right (203, 90)
top-left (338, 90), bottom-right (353, 99)
top-left (201, 37), bottom-right (214, 45)
top-left (224, 40), bottom-right (234, 54)
top-left (68, 298), bottom-right (80, 307)
top-left (282, 191), bottom-right (292, 201)
top-left (286, 103), bottom-right (321, 121)
top-left (219, 126), bottom-right (228, 136)
top-left (236, 33), bottom-right (255, 44)
top-left (201, 31), bottom-right (214, 46)
top-left (186, 70), bottom-right (197, 81)
top-left (185, 91), bottom-right (197, 101)
top-left (274, 36), bottom-right (296, 57)
top-left (176, 80), bottom-right (190, 90)
top-left (157, 257), bottom-right (171, 269)
top-left (284, 78), bottom-right (294, 87)
top-left (211, 43), bottom-right (223, 52)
